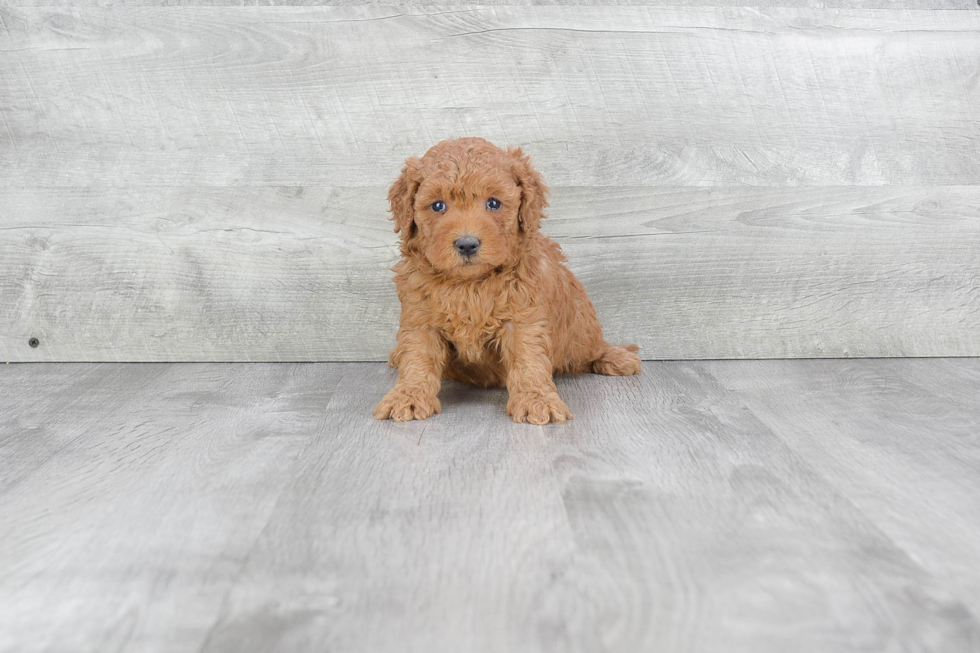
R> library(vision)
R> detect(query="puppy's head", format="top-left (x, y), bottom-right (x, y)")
top-left (388, 137), bottom-right (548, 279)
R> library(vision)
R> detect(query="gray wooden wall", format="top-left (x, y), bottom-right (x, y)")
top-left (2, 3), bottom-right (978, 362)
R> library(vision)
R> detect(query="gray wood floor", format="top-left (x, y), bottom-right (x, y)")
top-left (2, 359), bottom-right (979, 652)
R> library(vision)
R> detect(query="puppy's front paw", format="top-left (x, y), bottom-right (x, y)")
top-left (373, 386), bottom-right (441, 422)
top-left (507, 392), bottom-right (573, 425)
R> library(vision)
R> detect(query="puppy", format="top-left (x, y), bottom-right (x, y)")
top-left (373, 138), bottom-right (641, 425)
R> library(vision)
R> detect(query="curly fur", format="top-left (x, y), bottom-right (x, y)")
top-left (373, 137), bottom-right (640, 425)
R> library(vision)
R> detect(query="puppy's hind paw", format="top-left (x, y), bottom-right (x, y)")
top-left (507, 392), bottom-right (573, 425)
top-left (373, 386), bottom-right (441, 422)
top-left (592, 345), bottom-right (642, 376)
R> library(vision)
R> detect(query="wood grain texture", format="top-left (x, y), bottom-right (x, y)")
top-left (203, 362), bottom-right (980, 652)
top-left (3, 6), bottom-right (979, 362)
top-left (1, 7), bottom-right (979, 187)
top-left (0, 363), bottom-right (172, 493)
top-left (4, 360), bottom-right (979, 652)
top-left (549, 362), bottom-right (980, 652)
top-left (4, 0), bottom-right (974, 8)
top-left (2, 185), bottom-right (978, 361)
top-left (702, 357), bottom-right (980, 620)
top-left (0, 362), bottom-right (345, 653)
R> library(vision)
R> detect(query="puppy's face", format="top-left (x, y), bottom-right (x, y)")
top-left (389, 138), bottom-right (547, 279)
top-left (412, 165), bottom-right (522, 278)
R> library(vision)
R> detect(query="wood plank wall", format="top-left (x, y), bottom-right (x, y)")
top-left (1, 4), bottom-right (978, 361)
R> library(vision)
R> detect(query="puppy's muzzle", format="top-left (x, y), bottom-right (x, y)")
top-left (454, 235), bottom-right (481, 258)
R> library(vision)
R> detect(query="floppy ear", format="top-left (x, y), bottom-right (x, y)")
top-left (388, 156), bottom-right (422, 243)
top-left (508, 147), bottom-right (548, 234)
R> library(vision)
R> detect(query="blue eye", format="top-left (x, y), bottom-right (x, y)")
top-left (486, 198), bottom-right (501, 211)
top-left (431, 201), bottom-right (447, 213)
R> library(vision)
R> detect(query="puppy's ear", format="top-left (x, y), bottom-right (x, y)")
top-left (508, 147), bottom-right (548, 233)
top-left (388, 156), bottom-right (422, 242)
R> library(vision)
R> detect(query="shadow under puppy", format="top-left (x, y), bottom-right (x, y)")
top-left (374, 137), bottom-right (641, 425)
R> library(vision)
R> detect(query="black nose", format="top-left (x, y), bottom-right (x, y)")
top-left (454, 235), bottom-right (481, 257)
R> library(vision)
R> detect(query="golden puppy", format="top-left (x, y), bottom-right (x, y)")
top-left (374, 137), bottom-right (640, 425)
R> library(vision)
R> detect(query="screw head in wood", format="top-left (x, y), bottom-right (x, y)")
top-left (28, 337), bottom-right (39, 348)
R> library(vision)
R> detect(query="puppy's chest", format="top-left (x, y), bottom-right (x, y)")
top-left (430, 292), bottom-right (509, 363)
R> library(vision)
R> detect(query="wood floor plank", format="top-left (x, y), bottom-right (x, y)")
top-left (700, 358), bottom-right (980, 620)
top-left (200, 362), bottom-right (979, 652)
top-left (0, 363), bottom-right (345, 653)
top-left (872, 357), bottom-right (980, 413)
top-left (199, 363), bottom-right (581, 653)
top-left (549, 364), bottom-right (979, 652)
top-left (3, 360), bottom-right (978, 652)
top-left (0, 363), bottom-right (171, 494)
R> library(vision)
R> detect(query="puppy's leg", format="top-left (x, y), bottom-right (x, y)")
top-left (501, 322), bottom-right (573, 425)
top-left (373, 328), bottom-right (448, 421)
top-left (591, 344), bottom-right (642, 376)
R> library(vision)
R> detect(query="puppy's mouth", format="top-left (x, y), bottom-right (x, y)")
top-left (452, 254), bottom-right (494, 277)
top-left (458, 258), bottom-right (482, 272)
